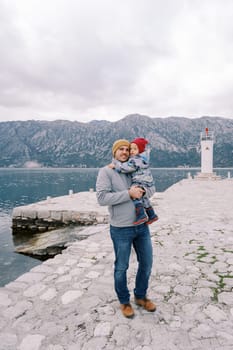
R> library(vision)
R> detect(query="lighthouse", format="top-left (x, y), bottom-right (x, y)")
top-left (201, 127), bottom-right (214, 174)
top-left (195, 128), bottom-right (221, 180)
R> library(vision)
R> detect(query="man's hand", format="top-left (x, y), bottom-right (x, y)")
top-left (128, 185), bottom-right (144, 199)
top-left (108, 163), bottom-right (115, 169)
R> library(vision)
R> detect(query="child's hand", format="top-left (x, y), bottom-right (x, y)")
top-left (108, 163), bottom-right (115, 169)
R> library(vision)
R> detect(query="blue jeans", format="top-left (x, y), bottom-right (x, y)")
top-left (110, 224), bottom-right (153, 304)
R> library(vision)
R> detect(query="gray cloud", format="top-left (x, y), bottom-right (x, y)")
top-left (0, 0), bottom-right (233, 121)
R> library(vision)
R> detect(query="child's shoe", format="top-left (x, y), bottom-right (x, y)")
top-left (133, 203), bottom-right (148, 225)
top-left (146, 207), bottom-right (158, 225)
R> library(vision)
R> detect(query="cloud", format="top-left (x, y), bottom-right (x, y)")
top-left (0, 0), bottom-right (233, 122)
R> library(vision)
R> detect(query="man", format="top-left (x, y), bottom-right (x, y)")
top-left (96, 139), bottom-right (156, 318)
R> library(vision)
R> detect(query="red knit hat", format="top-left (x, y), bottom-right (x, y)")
top-left (131, 137), bottom-right (148, 153)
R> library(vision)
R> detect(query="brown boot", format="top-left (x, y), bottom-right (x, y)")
top-left (134, 297), bottom-right (156, 312)
top-left (120, 303), bottom-right (135, 318)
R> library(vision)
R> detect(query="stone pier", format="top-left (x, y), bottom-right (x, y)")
top-left (0, 179), bottom-right (233, 350)
top-left (12, 191), bottom-right (109, 233)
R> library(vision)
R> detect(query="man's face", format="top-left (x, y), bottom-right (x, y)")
top-left (114, 146), bottom-right (130, 162)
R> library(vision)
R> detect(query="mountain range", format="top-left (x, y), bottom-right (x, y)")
top-left (1, 114), bottom-right (233, 168)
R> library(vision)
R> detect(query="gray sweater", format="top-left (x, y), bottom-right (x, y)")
top-left (96, 166), bottom-right (136, 227)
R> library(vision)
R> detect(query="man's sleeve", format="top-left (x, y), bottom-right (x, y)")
top-left (96, 167), bottom-right (131, 206)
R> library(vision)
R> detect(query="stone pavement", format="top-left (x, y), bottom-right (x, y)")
top-left (0, 179), bottom-right (233, 350)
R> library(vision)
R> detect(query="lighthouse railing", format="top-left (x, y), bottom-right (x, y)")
top-left (200, 131), bottom-right (214, 141)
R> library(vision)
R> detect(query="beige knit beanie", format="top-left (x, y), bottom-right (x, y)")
top-left (112, 139), bottom-right (130, 156)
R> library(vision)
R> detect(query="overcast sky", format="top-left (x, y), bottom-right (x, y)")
top-left (1, 0), bottom-right (233, 123)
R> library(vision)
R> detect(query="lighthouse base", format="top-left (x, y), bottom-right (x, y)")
top-left (194, 172), bottom-right (222, 180)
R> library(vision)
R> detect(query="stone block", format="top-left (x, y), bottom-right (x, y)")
top-left (3, 301), bottom-right (32, 320)
top-left (61, 290), bottom-right (83, 305)
top-left (218, 292), bottom-right (233, 305)
top-left (203, 305), bottom-right (228, 322)
top-left (23, 283), bottom-right (46, 297)
top-left (62, 211), bottom-right (72, 222)
top-left (40, 288), bottom-right (57, 301)
top-left (0, 292), bottom-right (12, 306)
top-left (37, 210), bottom-right (51, 219)
top-left (12, 208), bottom-right (22, 217)
top-left (71, 211), bottom-right (81, 221)
top-left (94, 322), bottom-right (111, 337)
top-left (16, 272), bottom-right (45, 283)
top-left (18, 334), bottom-right (45, 350)
top-left (0, 333), bottom-right (18, 350)
top-left (50, 211), bottom-right (62, 221)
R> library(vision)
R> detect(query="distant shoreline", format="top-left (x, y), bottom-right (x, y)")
top-left (0, 166), bottom-right (233, 170)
